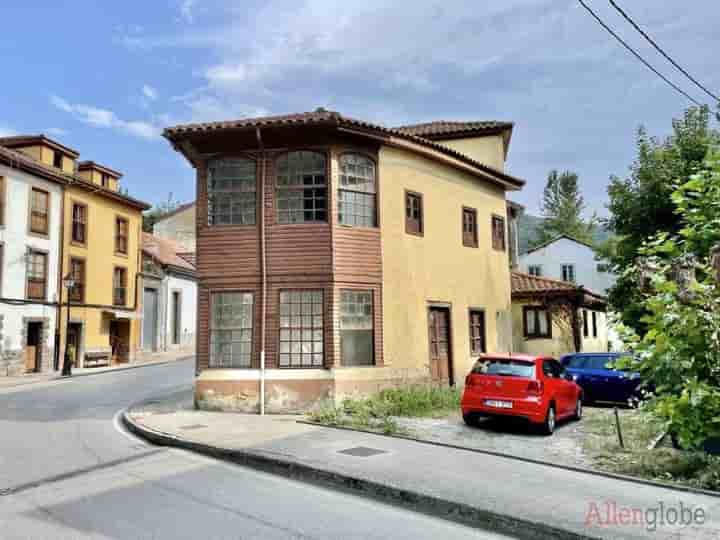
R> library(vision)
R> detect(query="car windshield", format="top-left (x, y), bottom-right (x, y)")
top-left (478, 359), bottom-right (535, 378)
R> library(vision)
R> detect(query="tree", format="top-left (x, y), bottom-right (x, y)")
top-left (534, 170), bottom-right (595, 246)
top-left (605, 106), bottom-right (718, 332)
top-left (615, 149), bottom-right (720, 449)
top-left (143, 193), bottom-right (181, 233)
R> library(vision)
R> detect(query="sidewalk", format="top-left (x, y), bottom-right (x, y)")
top-left (0, 350), bottom-right (192, 390)
top-left (124, 390), bottom-right (720, 540)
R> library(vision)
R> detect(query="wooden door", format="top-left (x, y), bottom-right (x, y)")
top-left (24, 346), bottom-right (37, 372)
top-left (25, 322), bottom-right (42, 372)
top-left (428, 308), bottom-right (452, 385)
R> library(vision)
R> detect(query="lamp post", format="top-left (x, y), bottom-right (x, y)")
top-left (61, 273), bottom-right (75, 377)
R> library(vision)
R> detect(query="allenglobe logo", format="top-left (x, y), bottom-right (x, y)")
top-left (585, 500), bottom-right (706, 532)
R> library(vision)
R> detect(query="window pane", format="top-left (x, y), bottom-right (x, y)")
top-left (340, 290), bottom-right (374, 366)
top-left (208, 158), bottom-right (257, 226)
top-left (278, 290), bottom-right (324, 368)
top-left (210, 292), bottom-right (254, 368)
top-left (276, 152), bottom-right (327, 223)
top-left (525, 309), bottom-right (536, 335)
top-left (538, 310), bottom-right (548, 335)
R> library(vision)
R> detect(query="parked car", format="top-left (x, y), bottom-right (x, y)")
top-left (461, 354), bottom-right (583, 435)
top-left (560, 353), bottom-right (641, 406)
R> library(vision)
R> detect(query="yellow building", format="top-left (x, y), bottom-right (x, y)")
top-left (164, 111), bottom-right (527, 413)
top-left (0, 134), bottom-right (150, 368)
top-left (61, 160), bottom-right (149, 367)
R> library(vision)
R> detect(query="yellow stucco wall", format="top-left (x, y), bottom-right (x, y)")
top-left (511, 301), bottom-right (609, 358)
top-left (60, 186), bottom-right (143, 363)
top-left (438, 135), bottom-right (505, 171)
top-left (39, 145), bottom-right (76, 174)
top-left (78, 168), bottom-right (120, 191)
top-left (380, 145), bottom-right (513, 385)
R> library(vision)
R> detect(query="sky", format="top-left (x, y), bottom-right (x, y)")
top-left (1, 1), bottom-right (718, 216)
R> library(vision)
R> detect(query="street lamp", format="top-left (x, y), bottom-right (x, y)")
top-left (61, 273), bottom-right (75, 377)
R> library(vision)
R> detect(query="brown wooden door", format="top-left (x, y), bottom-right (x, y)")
top-left (24, 346), bottom-right (37, 372)
top-left (428, 307), bottom-right (451, 384)
top-left (25, 322), bottom-right (42, 372)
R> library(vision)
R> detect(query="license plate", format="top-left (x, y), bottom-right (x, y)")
top-left (485, 399), bottom-right (512, 409)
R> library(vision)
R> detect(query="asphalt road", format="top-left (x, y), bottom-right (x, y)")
top-left (0, 358), bottom-right (514, 540)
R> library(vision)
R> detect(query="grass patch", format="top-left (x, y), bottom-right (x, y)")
top-left (308, 384), bottom-right (461, 435)
top-left (581, 407), bottom-right (720, 491)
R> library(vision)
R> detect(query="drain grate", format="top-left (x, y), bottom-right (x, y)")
top-left (178, 424), bottom-right (208, 430)
top-left (338, 446), bottom-right (387, 457)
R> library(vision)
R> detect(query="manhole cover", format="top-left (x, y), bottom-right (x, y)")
top-left (338, 446), bottom-right (387, 457)
top-left (179, 424), bottom-right (208, 430)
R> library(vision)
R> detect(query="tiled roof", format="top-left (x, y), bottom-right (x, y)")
top-left (393, 120), bottom-right (513, 139)
top-left (142, 233), bottom-right (196, 273)
top-left (0, 142), bottom-right (150, 210)
top-left (77, 160), bottom-right (123, 179)
top-left (163, 110), bottom-right (525, 190)
top-left (177, 252), bottom-right (196, 266)
top-left (511, 272), bottom-right (579, 295)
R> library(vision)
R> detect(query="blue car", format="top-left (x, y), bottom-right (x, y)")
top-left (560, 353), bottom-right (641, 405)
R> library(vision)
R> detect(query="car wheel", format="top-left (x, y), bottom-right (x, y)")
top-left (541, 405), bottom-right (556, 435)
top-left (463, 413), bottom-right (479, 427)
top-left (573, 397), bottom-right (583, 421)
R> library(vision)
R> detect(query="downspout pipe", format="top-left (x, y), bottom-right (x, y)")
top-left (256, 127), bottom-right (267, 415)
top-left (55, 183), bottom-right (67, 371)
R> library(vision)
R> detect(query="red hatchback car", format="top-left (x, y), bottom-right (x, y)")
top-left (461, 354), bottom-right (583, 435)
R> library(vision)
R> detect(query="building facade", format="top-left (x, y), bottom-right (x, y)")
top-left (164, 111), bottom-right (525, 413)
top-left (0, 134), bottom-right (150, 374)
top-left (141, 233), bottom-right (197, 354)
top-left (518, 235), bottom-right (615, 293)
top-left (511, 272), bottom-right (608, 358)
top-left (0, 143), bottom-right (67, 375)
top-left (152, 202), bottom-right (196, 252)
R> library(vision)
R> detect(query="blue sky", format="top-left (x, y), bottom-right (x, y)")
top-left (1, 1), bottom-right (718, 215)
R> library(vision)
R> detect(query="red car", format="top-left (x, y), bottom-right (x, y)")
top-left (461, 354), bottom-right (583, 435)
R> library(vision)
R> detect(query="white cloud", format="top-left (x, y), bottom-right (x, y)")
top-left (142, 84), bottom-right (158, 101)
top-left (180, 0), bottom-right (197, 23)
top-left (46, 127), bottom-right (68, 136)
top-left (51, 95), bottom-right (161, 140)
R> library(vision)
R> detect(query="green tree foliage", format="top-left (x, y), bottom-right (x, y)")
top-left (534, 169), bottom-right (596, 246)
top-left (606, 106), bottom-right (718, 331)
top-left (616, 150), bottom-right (720, 449)
top-left (142, 193), bottom-right (181, 233)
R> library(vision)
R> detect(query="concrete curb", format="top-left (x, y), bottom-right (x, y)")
top-left (298, 420), bottom-right (720, 500)
top-left (122, 407), bottom-right (598, 540)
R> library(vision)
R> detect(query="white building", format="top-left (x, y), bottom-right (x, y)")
top-left (0, 144), bottom-right (69, 375)
top-left (518, 235), bottom-right (615, 294)
top-left (141, 233), bottom-right (197, 353)
top-left (152, 202), bottom-right (196, 252)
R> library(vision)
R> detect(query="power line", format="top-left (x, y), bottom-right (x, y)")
top-left (608, 0), bottom-right (720, 103)
top-left (576, 0), bottom-right (702, 106)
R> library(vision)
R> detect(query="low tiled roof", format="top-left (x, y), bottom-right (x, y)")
top-left (177, 252), bottom-right (196, 266)
top-left (511, 272), bottom-right (578, 295)
top-left (393, 120), bottom-right (513, 140)
top-left (0, 134), bottom-right (80, 158)
top-left (0, 141), bottom-right (150, 210)
top-left (142, 233), bottom-right (196, 273)
top-left (163, 110), bottom-right (525, 190)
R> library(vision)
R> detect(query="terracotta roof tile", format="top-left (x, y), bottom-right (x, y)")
top-left (393, 120), bottom-right (513, 139)
top-left (511, 271), bottom-right (578, 295)
top-left (163, 110), bottom-right (525, 190)
top-left (142, 233), bottom-right (196, 273)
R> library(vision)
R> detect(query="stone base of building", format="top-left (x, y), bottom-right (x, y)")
top-left (195, 367), bottom-right (431, 413)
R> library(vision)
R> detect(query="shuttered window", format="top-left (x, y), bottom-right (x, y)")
top-left (276, 152), bottom-right (327, 224)
top-left (207, 158), bottom-right (257, 226)
top-left (462, 207), bottom-right (478, 248)
top-left (405, 191), bottom-right (423, 235)
top-left (338, 154), bottom-right (377, 227)
top-left (69, 258), bottom-right (85, 302)
top-left (115, 217), bottom-right (129, 255)
top-left (210, 292), bottom-right (254, 368)
top-left (30, 188), bottom-right (49, 235)
top-left (72, 203), bottom-right (87, 245)
top-left (279, 290), bottom-right (324, 368)
top-left (491, 215), bottom-right (505, 251)
top-left (113, 267), bottom-right (127, 306)
top-left (340, 290), bottom-right (374, 366)
top-left (469, 310), bottom-right (486, 355)
top-left (26, 250), bottom-right (47, 300)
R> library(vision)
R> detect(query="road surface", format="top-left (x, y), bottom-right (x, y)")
top-left (0, 358), bottom-right (513, 539)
